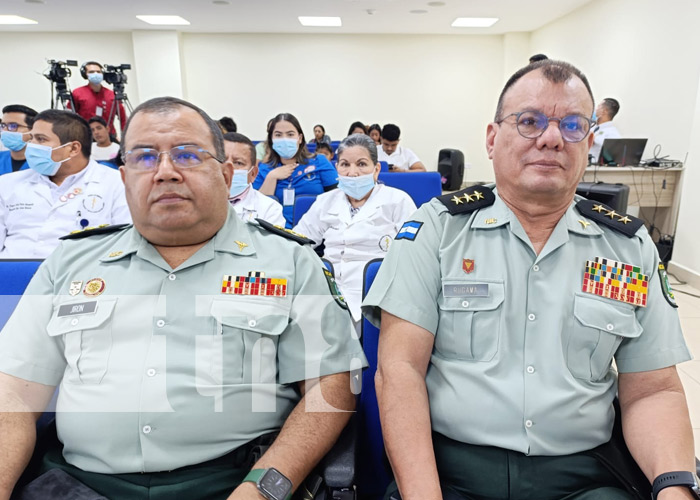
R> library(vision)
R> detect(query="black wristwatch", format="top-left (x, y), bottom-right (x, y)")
top-left (652, 471), bottom-right (700, 499)
top-left (243, 468), bottom-right (293, 500)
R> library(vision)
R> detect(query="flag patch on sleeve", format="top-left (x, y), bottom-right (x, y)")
top-left (395, 221), bottom-right (424, 241)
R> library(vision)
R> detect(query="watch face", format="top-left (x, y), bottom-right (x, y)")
top-left (259, 468), bottom-right (292, 500)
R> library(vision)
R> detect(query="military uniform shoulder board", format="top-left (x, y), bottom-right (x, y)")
top-left (255, 218), bottom-right (315, 245)
top-left (59, 223), bottom-right (131, 240)
top-left (575, 200), bottom-right (644, 238)
top-left (436, 185), bottom-right (495, 215)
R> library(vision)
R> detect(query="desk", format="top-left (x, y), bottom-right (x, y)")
top-left (581, 166), bottom-right (684, 239)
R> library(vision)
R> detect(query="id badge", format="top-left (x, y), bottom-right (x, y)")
top-left (283, 187), bottom-right (295, 206)
top-left (95, 106), bottom-right (103, 117)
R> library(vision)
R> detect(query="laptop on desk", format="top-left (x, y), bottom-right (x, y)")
top-left (599, 138), bottom-right (647, 166)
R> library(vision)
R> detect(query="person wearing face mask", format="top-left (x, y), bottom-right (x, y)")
top-left (254, 112), bottom-right (339, 227)
top-left (224, 132), bottom-right (285, 226)
top-left (0, 104), bottom-right (38, 175)
top-left (0, 109), bottom-right (131, 258)
top-left (294, 133), bottom-right (416, 329)
top-left (70, 61), bottom-right (128, 136)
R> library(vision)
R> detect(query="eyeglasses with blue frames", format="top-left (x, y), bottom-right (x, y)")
top-left (0, 122), bottom-right (30, 132)
top-left (121, 145), bottom-right (225, 170)
top-left (496, 110), bottom-right (595, 143)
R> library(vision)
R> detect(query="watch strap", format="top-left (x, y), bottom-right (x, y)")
top-left (653, 471), bottom-right (700, 499)
top-left (243, 468), bottom-right (266, 486)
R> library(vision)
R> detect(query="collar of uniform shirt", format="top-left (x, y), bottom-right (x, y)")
top-left (230, 185), bottom-right (252, 205)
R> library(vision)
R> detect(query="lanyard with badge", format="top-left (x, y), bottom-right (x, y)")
top-left (283, 169), bottom-right (295, 206)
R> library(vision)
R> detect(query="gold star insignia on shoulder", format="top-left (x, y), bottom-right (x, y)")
top-left (461, 193), bottom-right (474, 203)
top-left (485, 218), bottom-right (497, 225)
top-left (472, 190), bottom-right (485, 200)
top-left (234, 240), bottom-right (248, 252)
top-left (617, 216), bottom-right (631, 224)
top-left (451, 195), bottom-right (464, 205)
top-left (592, 204), bottom-right (606, 213)
top-left (578, 219), bottom-right (591, 229)
top-left (605, 210), bottom-right (618, 219)
top-left (108, 251), bottom-right (123, 258)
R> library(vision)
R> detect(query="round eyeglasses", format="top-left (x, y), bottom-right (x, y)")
top-left (497, 111), bottom-right (595, 143)
top-left (122, 145), bottom-right (224, 170)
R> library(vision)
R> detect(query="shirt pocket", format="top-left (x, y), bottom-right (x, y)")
top-left (207, 297), bottom-right (291, 385)
top-left (435, 280), bottom-right (505, 362)
top-left (567, 293), bottom-right (642, 381)
top-left (46, 298), bottom-right (117, 385)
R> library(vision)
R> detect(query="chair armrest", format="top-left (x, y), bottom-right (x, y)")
top-left (321, 412), bottom-right (357, 489)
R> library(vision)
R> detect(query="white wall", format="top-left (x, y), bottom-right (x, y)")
top-left (181, 33), bottom-right (505, 181)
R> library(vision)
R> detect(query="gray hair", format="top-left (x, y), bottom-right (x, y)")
top-left (336, 133), bottom-right (378, 164)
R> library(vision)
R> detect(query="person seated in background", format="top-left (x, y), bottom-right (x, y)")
top-left (0, 109), bottom-right (130, 258)
top-left (378, 123), bottom-right (426, 171)
top-left (88, 116), bottom-right (120, 163)
top-left (316, 142), bottom-right (335, 163)
top-left (368, 123), bottom-right (382, 145)
top-left (218, 115), bottom-right (237, 134)
top-left (590, 97), bottom-right (621, 164)
top-left (309, 123), bottom-right (331, 145)
top-left (0, 104), bottom-right (37, 175)
top-left (347, 121), bottom-right (367, 136)
top-left (224, 131), bottom-right (285, 226)
top-left (254, 112), bottom-right (338, 228)
top-left (294, 134), bottom-right (416, 331)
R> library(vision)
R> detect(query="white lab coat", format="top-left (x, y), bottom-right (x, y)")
top-left (0, 160), bottom-right (131, 258)
top-left (294, 183), bottom-right (417, 321)
top-left (232, 187), bottom-right (285, 226)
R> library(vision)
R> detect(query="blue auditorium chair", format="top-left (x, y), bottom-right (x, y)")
top-left (293, 194), bottom-right (317, 226)
top-left (0, 259), bottom-right (43, 331)
top-left (377, 171), bottom-right (442, 207)
top-left (379, 161), bottom-right (389, 173)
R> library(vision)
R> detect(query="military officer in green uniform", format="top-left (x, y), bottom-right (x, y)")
top-left (0, 97), bottom-right (366, 500)
top-left (363, 60), bottom-right (696, 500)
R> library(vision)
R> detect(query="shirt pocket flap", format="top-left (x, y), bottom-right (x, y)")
top-left (210, 297), bottom-right (290, 336)
top-left (574, 293), bottom-right (642, 338)
top-left (439, 281), bottom-right (505, 312)
top-left (46, 298), bottom-right (118, 336)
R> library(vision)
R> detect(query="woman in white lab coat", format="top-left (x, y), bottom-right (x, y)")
top-left (294, 134), bottom-right (416, 326)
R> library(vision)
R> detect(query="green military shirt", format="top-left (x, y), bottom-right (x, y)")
top-left (0, 206), bottom-right (366, 473)
top-left (363, 186), bottom-right (689, 456)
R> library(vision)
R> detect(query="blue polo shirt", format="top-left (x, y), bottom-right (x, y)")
top-left (0, 150), bottom-right (28, 176)
top-left (254, 154), bottom-right (338, 227)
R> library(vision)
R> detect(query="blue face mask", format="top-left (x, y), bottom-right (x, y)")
top-left (88, 73), bottom-right (104, 85)
top-left (1, 131), bottom-right (27, 152)
top-left (25, 142), bottom-right (71, 176)
top-left (229, 169), bottom-right (251, 197)
top-left (592, 110), bottom-right (597, 123)
top-left (272, 139), bottom-right (299, 160)
top-left (338, 173), bottom-right (376, 200)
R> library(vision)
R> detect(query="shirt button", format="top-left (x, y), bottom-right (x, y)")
top-left (168, 274), bottom-right (176, 281)
top-left (156, 320), bottom-right (165, 328)
top-left (532, 265), bottom-right (540, 272)
top-left (146, 368), bottom-right (156, 377)
top-left (525, 420), bottom-right (533, 428)
top-left (461, 300), bottom-right (470, 308)
top-left (606, 324), bottom-right (614, 331)
top-left (248, 319), bottom-right (257, 327)
top-left (70, 318), bottom-right (79, 326)
top-left (142, 425), bottom-right (152, 434)
top-left (528, 313), bottom-right (536, 321)
top-left (526, 366), bottom-right (535, 374)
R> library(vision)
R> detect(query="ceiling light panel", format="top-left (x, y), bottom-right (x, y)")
top-left (0, 15), bottom-right (38, 24)
top-left (136, 15), bottom-right (191, 25)
top-left (451, 17), bottom-right (499, 28)
top-left (298, 16), bottom-right (342, 27)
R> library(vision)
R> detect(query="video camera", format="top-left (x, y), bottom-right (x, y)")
top-left (44, 59), bottom-right (78, 84)
top-left (103, 63), bottom-right (131, 86)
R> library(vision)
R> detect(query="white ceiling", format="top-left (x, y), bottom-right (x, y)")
top-left (2, 0), bottom-right (594, 35)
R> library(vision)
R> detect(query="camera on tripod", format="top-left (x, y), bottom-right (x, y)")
top-left (44, 59), bottom-right (78, 83)
top-left (103, 64), bottom-right (131, 86)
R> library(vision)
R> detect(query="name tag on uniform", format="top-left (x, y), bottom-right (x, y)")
top-left (283, 187), bottom-right (295, 206)
top-left (57, 301), bottom-right (98, 317)
top-left (442, 283), bottom-right (489, 297)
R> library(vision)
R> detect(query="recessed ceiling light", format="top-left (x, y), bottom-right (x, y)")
top-left (410, 9), bottom-right (428, 14)
top-left (24, 0), bottom-right (45, 4)
top-left (428, 1), bottom-right (446, 6)
top-left (451, 17), bottom-right (499, 28)
top-left (212, 0), bottom-right (229, 4)
top-left (136, 15), bottom-right (190, 26)
top-left (298, 16), bottom-right (342, 27)
top-left (0, 15), bottom-right (38, 24)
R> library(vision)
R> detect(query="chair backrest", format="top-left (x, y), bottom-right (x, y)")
top-left (358, 258), bottom-right (391, 498)
top-left (378, 171), bottom-right (442, 207)
top-left (0, 259), bottom-right (43, 331)
top-left (293, 194), bottom-right (317, 226)
top-left (378, 161), bottom-right (389, 173)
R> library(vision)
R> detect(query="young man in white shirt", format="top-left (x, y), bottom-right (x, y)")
top-left (89, 116), bottom-right (120, 163)
top-left (377, 123), bottom-right (426, 172)
top-left (589, 97), bottom-right (621, 164)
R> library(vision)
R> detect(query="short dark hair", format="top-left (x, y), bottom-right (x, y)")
top-left (33, 109), bottom-right (92, 158)
top-left (347, 121), bottom-right (367, 136)
top-left (494, 59), bottom-right (594, 121)
top-left (218, 116), bottom-right (237, 133)
top-left (265, 112), bottom-right (313, 165)
top-left (601, 98), bottom-right (620, 120)
top-left (529, 53), bottom-right (548, 63)
top-left (121, 96), bottom-right (225, 161)
top-left (381, 123), bottom-right (401, 142)
top-left (316, 142), bottom-right (333, 155)
top-left (223, 132), bottom-right (256, 166)
top-left (2, 104), bottom-right (38, 128)
top-left (88, 116), bottom-right (108, 128)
